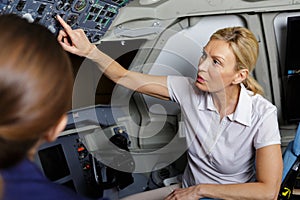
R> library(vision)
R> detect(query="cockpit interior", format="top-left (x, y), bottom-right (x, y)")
top-left (1, 0), bottom-right (300, 199)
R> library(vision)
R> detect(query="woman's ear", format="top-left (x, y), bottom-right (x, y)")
top-left (44, 114), bottom-right (67, 142)
top-left (233, 69), bottom-right (249, 84)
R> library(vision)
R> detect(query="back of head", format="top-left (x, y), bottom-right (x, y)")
top-left (0, 14), bottom-right (73, 168)
top-left (210, 26), bottom-right (264, 95)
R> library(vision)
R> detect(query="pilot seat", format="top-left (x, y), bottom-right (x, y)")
top-left (278, 123), bottom-right (300, 200)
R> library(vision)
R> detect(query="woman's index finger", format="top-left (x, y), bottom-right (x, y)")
top-left (56, 15), bottom-right (72, 33)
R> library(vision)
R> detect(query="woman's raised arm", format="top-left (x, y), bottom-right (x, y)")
top-left (56, 15), bottom-right (170, 100)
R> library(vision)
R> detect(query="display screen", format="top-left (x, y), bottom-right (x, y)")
top-left (38, 144), bottom-right (70, 181)
top-left (95, 39), bottom-right (146, 105)
top-left (285, 16), bottom-right (300, 74)
top-left (284, 15), bottom-right (300, 122)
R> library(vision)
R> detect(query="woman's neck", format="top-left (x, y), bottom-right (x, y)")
top-left (212, 84), bottom-right (241, 120)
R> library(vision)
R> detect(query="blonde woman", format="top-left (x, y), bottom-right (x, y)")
top-left (57, 15), bottom-right (282, 200)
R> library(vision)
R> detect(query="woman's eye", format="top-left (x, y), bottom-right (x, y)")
top-left (213, 59), bottom-right (220, 65)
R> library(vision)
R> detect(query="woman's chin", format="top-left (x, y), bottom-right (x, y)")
top-left (195, 81), bottom-right (209, 92)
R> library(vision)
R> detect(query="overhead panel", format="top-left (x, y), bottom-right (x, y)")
top-left (0, 0), bottom-right (132, 43)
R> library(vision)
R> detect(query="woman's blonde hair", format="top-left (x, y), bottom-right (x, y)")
top-left (210, 26), bottom-right (264, 95)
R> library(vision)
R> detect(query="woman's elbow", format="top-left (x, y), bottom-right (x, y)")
top-left (262, 184), bottom-right (280, 200)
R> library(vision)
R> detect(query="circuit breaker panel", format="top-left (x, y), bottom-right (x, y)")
top-left (0, 0), bottom-right (131, 43)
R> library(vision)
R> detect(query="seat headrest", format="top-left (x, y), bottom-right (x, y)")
top-left (293, 122), bottom-right (300, 156)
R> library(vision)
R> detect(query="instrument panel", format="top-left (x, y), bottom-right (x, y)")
top-left (0, 0), bottom-right (132, 43)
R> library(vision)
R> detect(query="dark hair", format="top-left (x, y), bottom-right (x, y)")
top-left (0, 14), bottom-right (73, 168)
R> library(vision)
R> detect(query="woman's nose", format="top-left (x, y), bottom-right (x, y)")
top-left (198, 58), bottom-right (210, 72)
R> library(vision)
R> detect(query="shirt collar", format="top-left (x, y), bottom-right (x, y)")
top-left (198, 84), bottom-right (252, 126)
top-left (198, 91), bottom-right (216, 111)
top-left (228, 84), bottom-right (252, 126)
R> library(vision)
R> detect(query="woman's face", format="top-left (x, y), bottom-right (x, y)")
top-left (195, 39), bottom-right (239, 93)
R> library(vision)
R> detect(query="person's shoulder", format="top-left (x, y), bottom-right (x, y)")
top-left (2, 165), bottom-right (91, 200)
top-left (168, 75), bottom-right (194, 83)
top-left (168, 76), bottom-right (197, 93)
top-left (250, 92), bottom-right (277, 116)
top-left (2, 181), bottom-right (91, 200)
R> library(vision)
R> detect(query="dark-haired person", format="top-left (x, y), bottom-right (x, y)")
top-left (57, 15), bottom-right (282, 200)
top-left (0, 14), bottom-right (107, 200)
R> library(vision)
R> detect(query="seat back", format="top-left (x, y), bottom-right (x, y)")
top-left (278, 123), bottom-right (300, 199)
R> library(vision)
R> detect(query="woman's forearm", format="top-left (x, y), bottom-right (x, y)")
top-left (198, 182), bottom-right (279, 200)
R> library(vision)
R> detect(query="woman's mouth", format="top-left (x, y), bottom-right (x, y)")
top-left (197, 75), bottom-right (206, 83)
